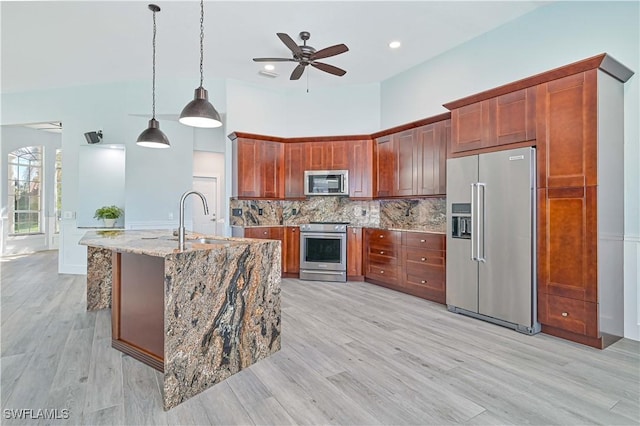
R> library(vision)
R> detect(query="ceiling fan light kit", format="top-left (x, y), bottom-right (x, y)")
top-left (179, 0), bottom-right (223, 128)
top-left (136, 4), bottom-right (170, 149)
top-left (253, 31), bottom-right (349, 81)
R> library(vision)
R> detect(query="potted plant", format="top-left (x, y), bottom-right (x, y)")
top-left (94, 205), bottom-right (124, 228)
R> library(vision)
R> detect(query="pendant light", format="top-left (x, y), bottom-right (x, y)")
top-left (179, 0), bottom-right (222, 128)
top-left (137, 4), bottom-right (170, 148)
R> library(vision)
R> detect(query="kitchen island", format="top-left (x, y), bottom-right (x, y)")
top-left (79, 229), bottom-right (281, 410)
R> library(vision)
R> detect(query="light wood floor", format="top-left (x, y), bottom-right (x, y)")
top-left (1, 250), bottom-right (639, 425)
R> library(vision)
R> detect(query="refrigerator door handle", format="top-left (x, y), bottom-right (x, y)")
top-left (477, 182), bottom-right (486, 263)
top-left (470, 183), bottom-right (477, 261)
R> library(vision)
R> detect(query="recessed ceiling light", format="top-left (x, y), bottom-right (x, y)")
top-left (264, 64), bottom-right (275, 71)
top-left (389, 41), bottom-right (401, 49)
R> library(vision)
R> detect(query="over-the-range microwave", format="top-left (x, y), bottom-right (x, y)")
top-left (304, 170), bottom-right (349, 196)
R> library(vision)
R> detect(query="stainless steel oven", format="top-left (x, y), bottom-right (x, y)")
top-left (300, 222), bottom-right (348, 282)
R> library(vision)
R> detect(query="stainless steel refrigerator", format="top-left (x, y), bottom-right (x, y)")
top-left (446, 147), bottom-right (540, 335)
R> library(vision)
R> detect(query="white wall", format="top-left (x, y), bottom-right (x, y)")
top-left (380, 1), bottom-right (640, 340)
top-left (0, 126), bottom-right (62, 255)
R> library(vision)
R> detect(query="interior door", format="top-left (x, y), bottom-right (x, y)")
top-left (192, 176), bottom-right (220, 235)
top-left (478, 147), bottom-right (535, 327)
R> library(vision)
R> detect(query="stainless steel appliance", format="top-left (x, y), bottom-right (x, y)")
top-left (446, 147), bottom-right (540, 335)
top-left (304, 170), bottom-right (349, 196)
top-left (300, 222), bottom-right (348, 282)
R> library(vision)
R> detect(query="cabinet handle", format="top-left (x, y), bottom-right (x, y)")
top-left (561, 312), bottom-right (568, 317)
top-left (380, 251), bottom-right (384, 254)
top-left (420, 239), bottom-right (426, 243)
top-left (380, 270), bottom-right (384, 274)
top-left (421, 280), bottom-right (426, 284)
top-left (421, 257), bottom-right (427, 261)
top-left (379, 235), bottom-right (384, 239)
top-left (263, 231), bottom-right (268, 235)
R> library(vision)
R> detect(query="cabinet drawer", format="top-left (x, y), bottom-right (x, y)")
top-left (366, 262), bottom-right (398, 283)
top-left (405, 270), bottom-right (445, 291)
top-left (367, 245), bottom-right (400, 260)
top-left (404, 249), bottom-right (444, 267)
top-left (538, 293), bottom-right (598, 337)
top-left (403, 232), bottom-right (445, 250)
top-left (366, 229), bottom-right (401, 245)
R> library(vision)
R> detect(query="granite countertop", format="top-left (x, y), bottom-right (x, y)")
top-left (79, 229), bottom-right (261, 257)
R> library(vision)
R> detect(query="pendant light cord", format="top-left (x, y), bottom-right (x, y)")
top-left (152, 8), bottom-right (157, 119)
top-left (199, 0), bottom-right (204, 87)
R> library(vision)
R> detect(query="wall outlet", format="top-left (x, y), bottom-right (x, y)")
top-left (258, 208), bottom-right (263, 215)
top-left (292, 208), bottom-right (297, 215)
top-left (232, 208), bottom-right (243, 217)
top-left (361, 209), bottom-right (367, 216)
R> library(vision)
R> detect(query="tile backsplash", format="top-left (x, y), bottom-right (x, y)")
top-left (230, 197), bottom-right (446, 232)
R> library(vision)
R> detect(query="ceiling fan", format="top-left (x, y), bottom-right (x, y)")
top-left (253, 31), bottom-right (349, 80)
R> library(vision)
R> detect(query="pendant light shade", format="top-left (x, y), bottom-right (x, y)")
top-left (179, 0), bottom-right (222, 128)
top-left (179, 87), bottom-right (222, 128)
top-left (137, 4), bottom-right (170, 149)
top-left (137, 118), bottom-right (170, 148)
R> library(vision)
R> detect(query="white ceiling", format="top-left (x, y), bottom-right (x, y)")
top-left (1, 1), bottom-right (550, 93)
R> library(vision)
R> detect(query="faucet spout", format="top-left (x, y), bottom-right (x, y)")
top-left (178, 190), bottom-right (209, 250)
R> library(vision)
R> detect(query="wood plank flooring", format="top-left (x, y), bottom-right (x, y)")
top-left (1, 250), bottom-right (639, 425)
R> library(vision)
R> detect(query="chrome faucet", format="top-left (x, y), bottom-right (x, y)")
top-left (178, 190), bottom-right (209, 250)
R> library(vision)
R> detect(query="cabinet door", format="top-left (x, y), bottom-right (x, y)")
top-left (450, 102), bottom-right (487, 154)
top-left (244, 227), bottom-right (271, 239)
top-left (236, 139), bottom-right (261, 198)
top-left (304, 142), bottom-right (326, 170)
top-left (536, 71), bottom-right (597, 188)
top-left (326, 141), bottom-right (349, 170)
top-left (538, 186), bottom-right (597, 302)
top-left (393, 130), bottom-right (416, 196)
top-left (348, 139), bottom-right (373, 199)
top-left (415, 121), bottom-right (447, 195)
top-left (260, 141), bottom-right (284, 199)
top-left (284, 226), bottom-right (300, 274)
top-left (347, 227), bottom-right (363, 277)
top-left (374, 136), bottom-right (394, 197)
top-left (284, 143), bottom-right (305, 199)
top-left (494, 88), bottom-right (536, 146)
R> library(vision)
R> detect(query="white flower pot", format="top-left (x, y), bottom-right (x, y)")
top-left (103, 218), bottom-right (117, 228)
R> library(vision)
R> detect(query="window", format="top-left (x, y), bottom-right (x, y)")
top-left (54, 149), bottom-right (62, 234)
top-left (8, 146), bottom-right (43, 234)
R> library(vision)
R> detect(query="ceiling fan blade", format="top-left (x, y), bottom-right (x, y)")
top-left (277, 33), bottom-right (302, 56)
top-left (310, 62), bottom-right (347, 77)
top-left (311, 44), bottom-right (349, 60)
top-left (290, 64), bottom-right (306, 80)
top-left (253, 58), bottom-right (297, 62)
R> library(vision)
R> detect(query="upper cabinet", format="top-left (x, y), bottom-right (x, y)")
top-left (373, 116), bottom-right (449, 198)
top-left (536, 71), bottom-right (597, 189)
top-left (448, 87), bottom-right (536, 155)
top-left (304, 141), bottom-right (349, 171)
top-left (347, 139), bottom-right (373, 199)
top-left (284, 143), bottom-right (305, 199)
top-left (230, 134), bottom-right (284, 199)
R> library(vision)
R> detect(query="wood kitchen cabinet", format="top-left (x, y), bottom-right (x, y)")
top-left (393, 130), bottom-right (416, 196)
top-left (415, 121), bottom-right (448, 196)
top-left (447, 87), bottom-right (536, 155)
top-left (284, 143), bottom-right (305, 199)
top-left (364, 228), bottom-right (401, 286)
top-left (373, 136), bottom-right (394, 198)
top-left (347, 227), bottom-right (363, 279)
top-left (304, 141), bottom-right (349, 171)
top-left (347, 139), bottom-right (373, 199)
top-left (231, 135), bottom-right (284, 199)
top-left (364, 228), bottom-right (446, 304)
top-left (400, 232), bottom-right (446, 304)
top-left (284, 226), bottom-right (300, 275)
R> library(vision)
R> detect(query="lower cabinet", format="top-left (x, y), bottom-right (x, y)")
top-left (364, 228), bottom-right (446, 304)
top-left (347, 227), bottom-right (364, 280)
top-left (284, 226), bottom-right (300, 275)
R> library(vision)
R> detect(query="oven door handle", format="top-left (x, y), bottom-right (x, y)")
top-left (299, 270), bottom-right (345, 275)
